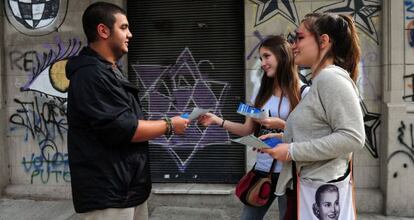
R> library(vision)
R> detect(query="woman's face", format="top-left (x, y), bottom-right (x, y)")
top-left (292, 22), bottom-right (319, 68)
top-left (318, 191), bottom-right (340, 220)
top-left (259, 47), bottom-right (278, 78)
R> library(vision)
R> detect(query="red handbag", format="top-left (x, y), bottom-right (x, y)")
top-left (235, 160), bottom-right (276, 207)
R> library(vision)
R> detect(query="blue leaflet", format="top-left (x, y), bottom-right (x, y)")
top-left (262, 137), bottom-right (282, 148)
top-left (236, 102), bottom-right (268, 119)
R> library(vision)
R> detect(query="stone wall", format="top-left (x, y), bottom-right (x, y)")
top-left (0, 0), bottom-right (9, 196)
top-left (381, 0), bottom-right (414, 216)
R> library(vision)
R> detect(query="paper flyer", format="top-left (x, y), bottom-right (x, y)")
top-left (182, 107), bottom-right (212, 120)
top-left (231, 134), bottom-right (271, 149)
top-left (236, 103), bottom-right (269, 119)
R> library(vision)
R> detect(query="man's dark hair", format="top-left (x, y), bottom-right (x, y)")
top-left (82, 2), bottom-right (126, 43)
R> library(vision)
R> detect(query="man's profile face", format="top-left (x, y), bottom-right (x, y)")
top-left (108, 13), bottom-right (132, 59)
top-left (315, 191), bottom-right (340, 220)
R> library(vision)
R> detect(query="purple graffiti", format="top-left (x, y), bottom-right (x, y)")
top-left (20, 36), bottom-right (82, 98)
top-left (131, 48), bottom-right (230, 172)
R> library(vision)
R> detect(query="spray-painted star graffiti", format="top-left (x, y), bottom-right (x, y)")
top-left (360, 100), bottom-right (381, 158)
top-left (131, 48), bottom-right (230, 172)
top-left (250, 0), bottom-right (300, 27)
top-left (315, 0), bottom-right (381, 45)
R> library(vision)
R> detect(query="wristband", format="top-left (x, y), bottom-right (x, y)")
top-left (163, 116), bottom-right (173, 136)
top-left (220, 119), bottom-right (226, 127)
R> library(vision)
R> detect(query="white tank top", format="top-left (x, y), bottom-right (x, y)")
top-left (252, 86), bottom-right (310, 173)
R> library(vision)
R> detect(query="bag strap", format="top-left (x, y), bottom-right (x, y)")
top-left (268, 159), bottom-right (277, 176)
top-left (290, 161), bottom-right (298, 220)
top-left (250, 159), bottom-right (276, 177)
top-left (300, 85), bottom-right (308, 97)
top-left (291, 161), bottom-right (297, 189)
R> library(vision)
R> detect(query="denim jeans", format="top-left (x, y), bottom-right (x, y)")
top-left (240, 171), bottom-right (286, 220)
top-left (240, 195), bottom-right (286, 220)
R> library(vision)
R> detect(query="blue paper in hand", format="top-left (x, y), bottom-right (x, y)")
top-left (236, 102), bottom-right (268, 119)
top-left (181, 113), bottom-right (190, 119)
top-left (237, 102), bottom-right (262, 114)
top-left (263, 137), bottom-right (282, 148)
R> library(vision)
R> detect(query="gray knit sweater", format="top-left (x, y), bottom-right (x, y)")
top-left (276, 65), bottom-right (365, 195)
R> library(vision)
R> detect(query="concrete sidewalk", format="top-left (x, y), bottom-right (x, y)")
top-left (1, 198), bottom-right (413, 220)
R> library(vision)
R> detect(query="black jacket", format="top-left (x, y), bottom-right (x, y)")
top-left (66, 47), bottom-right (151, 213)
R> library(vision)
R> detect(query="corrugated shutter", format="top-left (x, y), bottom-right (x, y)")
top-left (127, 0), bottom-right (245, 183)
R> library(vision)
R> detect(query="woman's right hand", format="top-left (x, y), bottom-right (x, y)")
top-left (198, 112), bottom-right (221, 126)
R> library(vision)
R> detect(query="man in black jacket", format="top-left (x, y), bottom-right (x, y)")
top-left (66, 2), bottom-right (189, 219)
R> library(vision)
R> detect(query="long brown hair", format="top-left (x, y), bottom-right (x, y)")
top-left (301, 13), bottom-right (361, 82)
top-left (254, 35), bottom-right (301, 114)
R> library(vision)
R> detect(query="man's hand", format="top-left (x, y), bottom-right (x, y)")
top-left (171, 116), bottom-right (190, 134)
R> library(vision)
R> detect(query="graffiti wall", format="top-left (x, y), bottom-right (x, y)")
top-left (1, 0), bottom-right (413, 216)
top-left (245, 0), bottom-right (382, 189)
top-left (2, 0), bottom-right (383, 184)
top-left (0, 0), bottom-right (7, 193)
top-left (131, 48), bottom-right (231, 174)
top-left (382, 0), bottom-right (414, 215)
top-left (3, 0), bottom-right (87, 187)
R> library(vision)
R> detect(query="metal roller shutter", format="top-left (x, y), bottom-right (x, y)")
top-left (127, 0), bottom-right (245, 183)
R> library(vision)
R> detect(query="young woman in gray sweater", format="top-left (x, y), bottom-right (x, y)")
top-left (261, 13), bottom-right (365, 219)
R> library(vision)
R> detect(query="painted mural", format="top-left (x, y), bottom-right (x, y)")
top-left (4, 0), bottom-right (68, 36)
top-left (8, 37), bottom-right (81, 184)
top-left (131, 48), bottom-right (230, 172)
top-left (4, 0), bottom-right (385, 185)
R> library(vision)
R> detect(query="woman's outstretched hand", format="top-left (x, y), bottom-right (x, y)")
top-left (198, 112), bottom-right (221, 127)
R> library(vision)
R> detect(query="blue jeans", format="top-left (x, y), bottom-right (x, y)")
top-left (240, 195), bottom-right (286, 220)
top-left (240, 171), bottom-right (286, 220)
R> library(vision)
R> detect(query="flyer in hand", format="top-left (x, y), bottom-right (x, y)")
top-left (231, 135), bottom-right (282, 149)
top-left (181, 107), bottom-right (212, 120)
top-left (236, 103), bottom-right (268, 119)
